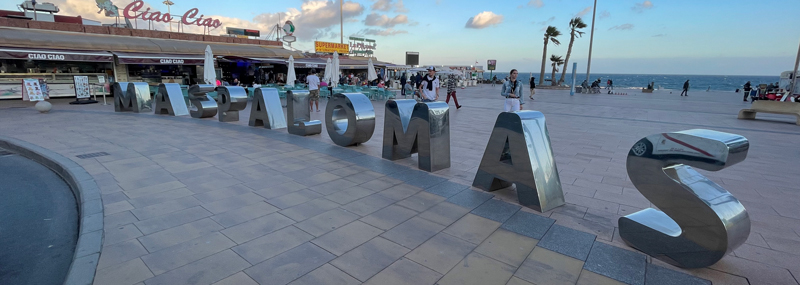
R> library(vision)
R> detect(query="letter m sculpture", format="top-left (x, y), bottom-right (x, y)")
top-left (382, 99), bottom-right (450, 172)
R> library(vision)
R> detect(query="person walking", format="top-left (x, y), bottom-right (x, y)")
top-left (400, 73), bottom-right (407, 97)
top-left (607, 79), bottom-right (613, 94)
top-left (492, 75), bottom-right (497, 87)
top-left (743, 81), bottom-right (752, 102)
top-left (307, 69), bottom-right (321, 112)
top-left (529, 76), bottom-right (536, 100)
top-left (501, 69), bottom-right (524, 112)
top-left (445, 74), bottom-right (462, 109)
top-left (418, 67), bottom-right (440, 102)
top-left (680, 80), bottom-right (690, 96)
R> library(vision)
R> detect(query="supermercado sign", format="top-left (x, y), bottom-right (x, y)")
top-left (314, 41), bottom-right (349, 54)
top-left (123, 0), bottom-right (221, 28)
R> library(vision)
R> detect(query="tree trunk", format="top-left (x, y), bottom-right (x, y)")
top-left (551, 64), bottom-right (557, 86)
top-left (539, 37), bottom-right (548, 86)
top-left (559, 32), bottom-right (576, 86)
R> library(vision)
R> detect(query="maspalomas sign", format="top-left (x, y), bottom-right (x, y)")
top-left (123, 0), bottom-right (222, 28)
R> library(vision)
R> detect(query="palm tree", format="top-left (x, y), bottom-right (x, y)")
top-left (550, 55), bottom-right (564, 86)
top-left (539, 26), bottom-right (561, 86)
top-left (558, 17), bottom-right (587, 86)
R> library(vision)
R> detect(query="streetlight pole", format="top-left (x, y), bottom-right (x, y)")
top-left (585, 0), bottom-right (597, 83)
top-left (792, 37), bottom-right (800, 96)
top-left (162, 0), bottom-right (174, 32)
top-left (31, 0), bottom-right (37, 21)
top-left (340, 0), bottom-right (344, 44)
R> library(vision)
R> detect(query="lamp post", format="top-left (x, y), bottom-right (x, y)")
top-left (792, 37), bottom-right (800, 97)
top-left (585, 0), bottom-right (597, 82)
top-left (340, 0), bottom-right (344, 44)
top-left (163, 0), bottom-right (174, 32)
top-left (31, 0), bottom-right (37, 21)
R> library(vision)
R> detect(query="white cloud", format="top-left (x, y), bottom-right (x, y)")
top-left (371, 0), bottom-right (392, 11)
top-left (528, 0), bottom-right (544, 8)
top-left (535, 16), bottom-right (555, 26)
top-left (598, 11), bottom-right (610, 20)
top-left (395, 0), bottom-right (409, 13)
top-left (364, 13), bottom-right (408, 28)
top-left (575, 6), bottom-right (592, 17)
top-left (609, 24), bottom-right (634, 31)
top-left (632, 1), bottom-right (654, 13)
top-left (464, 11), bottom-right (503, 29)
top-left (357, 28), bottom-right (408, 36)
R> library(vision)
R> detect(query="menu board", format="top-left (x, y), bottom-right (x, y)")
top-left (22, 79), bottom-right (45, 101)
top-left (73, 76), bottom-right (91, 99)
top-left (97, 75), bottom-right (106, 84)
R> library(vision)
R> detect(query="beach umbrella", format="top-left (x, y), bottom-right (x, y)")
top-left (332, 52), bottom-right (340, 87)
top-left (367, 58), bottom-right (378, 82)
top-left (323, 57), bottom-right (332, 82)
top-left (286, 55), bottom-right (296, 87)
top-left (203, 45), bottom-right (216, 85)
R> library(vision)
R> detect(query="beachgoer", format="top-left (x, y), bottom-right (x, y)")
top-left (681, 80), bottom-right (689, 96)
top-left (400, 73), bottom-right (407, 96)
top-left (743, 81), bottom-right (752, 102)
top-left (501, 69), bottom-right (524, 112)
top-left (404, 81), bottom-right (414, 98)
top-left (529, 76), bottom-right (536, 100)
top-left (418, 67), bottom-right (439, 102)
top-left (307, 69), bottom-right (321, 112)
top-left (445, 74), bottom-right (462, 109)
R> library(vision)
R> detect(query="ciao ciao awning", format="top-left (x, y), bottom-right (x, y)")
top-left (113, 52), bottom-right (205, 65)
top-left (0, 47), bottom-right (114, 62)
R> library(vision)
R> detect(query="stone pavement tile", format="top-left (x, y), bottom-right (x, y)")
top-left (562, 183), bottom-right (600, 198)
top-left (245, 243), bottom-right (336, 285)
top-left (583, 241), bottom-right (646, 285)
top-left (97, 239), bottom-right (149, 270)
top-left (576, 270), bottom-right (626, 285)
top-left (500, 211), bottom-right (555, 240)
top-left (210, 201), bottom-right (279, 228)
top-left (142, 250), bottom-right (250, 285)
top-left (283, 166), bottom-right (327, 182)
top-left (618, 204), bottom-right (645, 216)
top-left (212, 272), bottom-right (258, 285)
top-left (140, 232), bottom-right (235, 275)
top-left (138, 218), bottom-right (223, 252)
top-left (381, 216), bottom-right (446, 249)
top-left (103, 192), bottom-right (131, 205)
top-left (279, 198), bottom-right (340, 222)
top-left (731, 244), bottom-right (800, 281)
top-left (379, 183), bottom-right (424, 201)
top-left (340, 193), bottom-right (396, 217)
top-left (474, 229), bottom-right (538, 267)
top-left (341, 170), bottom-right (385, 184)
top-left (552, 203), bottom-right (589, 219)
top-left (360, 177), bottom-right (404, 191)
top-left (252, 181), bottom-right (306, 199)
top-left (645, 264), bottom-right (711, 285)
top-left (296, 208), bottom-right (361, 237)
top-left (130, 196), bottom-right (202, 221)
top-left (593, 190), bottom-right (651, 209)
top-left (406, 232), bottom-right (478, 274)
top-left (360, 205), bottom-right (418, 230)
top-left (123, 181), bottom-right (187, 198)
top-left (387, 169), bottom-right (448, 189)
top-left (364, 258), bottom-right (442, 285)
top-left (446, 189), bottom-right (495, 209)
top-left (268, 189), bottom-right (324, 209)
top-left (515, 247), bottom-right (584, 285)
top-left (537, 224), bottom-right (597, 261)
top-left (134, 206), bottom-right (212, 235)
top-left (437, 252), bottom-right (516, 285)
top-left (296, 172), bottom-right (341, 187)
top-left (105, 211), bottom-right (139, 228)
top-left (200, 192), bottom-right (266, 214)
top-left (506, 276), bottom-right (535, 285)
top-left (396, 191), bottom-right (446, 212)
top-left (105, 200), bottom-right (135, 216)
top-left (573, 179), bottom-right (624, 194)
top-left (443, 214), bottom-right (501, 245)
top-left (312, 221), bottom-right (384, 256)
top-left (550, 212), bottom-right (615, 242)
top-left (125, 188), bottom-right (194, 209)
top-left (424, 181), bottom-right (470, 198)
top-left (94, 258), bottom-right (153, 285)
top-left (232, 226), bottom-right (314, 264)
top-left (307, 178), bottom-right (358, 195)
top-left (325, 186), bottom-right (374, 204)
top-left (471, 199), bottom-right (522, 223)
top-left (191, 184), bottom-right (253, 204)
top-left (761, 232), bottom-right (800, 255)
top-left (330, 237), bottom-right (410, 282)
top-left (288, 264), bottom-right (361, 285)
top-left (105, 224), bottom-right (144, 246)
top-left (220, 212), bottom-right (295, 244)
top-left (564, 193), bottom-right (620, 214)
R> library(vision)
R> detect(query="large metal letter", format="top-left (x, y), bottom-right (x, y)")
top-left (472, 111), bottom-right (564, 212)
top-left (112, 82), bottom-right (131, 112)
top-left (382, 99), bottom-right (450, 172)
top-left (126, 82), bottom-right (152, 113)
top-left (187, 84), bottom-right (218, 118)
top-left (215, 86), bottom-right (248, 122)
top-left (153, 83), bottom-right (189, 116)
top-left (249, 88), bottom-right (287, 129)
top-left (325, 93), bottom-right (376, 146)
top-left (620, 129), bottom-right (750, 268)
top-left (286, 90), bottom-right (322, 136)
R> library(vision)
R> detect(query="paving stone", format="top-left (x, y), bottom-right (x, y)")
top-left (500, 211), bottom-right (555, 239)
top-left (105, 223), bottom-right (143, 246)
top-left (506, 276), bottom-right (535, 285)
top-left (395, 191), bottom-right (446, 212)
top-left (387, 169), bottom-right (447, 188)
top-left (577, 270), bottom-right (626, 285)
top-left (474, 229), bottom-right (539, 267)
top-left (583, 241), bottom-right (646, 285)
top-left (443, 214), bottom-right (502, 245)
top-left (360, 205), bottom-right (418, 230)
top-left (330, 237), bottom-right (410, 282)
top-left (417, 201), bottom-right (471, 226)
top-left (212, 272), bottom-right (258, 285)
top-left (267, 189), bottom-right (323, 209)
top-left (97, 239), bottom-right (149, 270)
top-left (232, 226), bottom-right (314, 264)
top-left (406, 232), bottom-right (478, 274)
top-left (645, 264), bottom-right (711, 285)
top-left (191, 184), bottom-right (254, 204)
top-left (140, 232), bottom-right (235, 275)
top-left (471, 199), bottom-right (522, 223)
top-left (515, 247), bottom-right (584, 285)
top-left (244, 243), bottom-right (336, 285)
top-left (307, 178), bottom-right (358, 195)
top-left (295, 208), bottom-right (361, 237)
top-left (424, 181), bottom-right (470, 198)
top-left (142, 250), bottom-right (250, 285)
top-left (279, 198), bottom-right (340, 222)
top-left (381, 216), bottom-right (446, 249)
top-left (138, 218), bottom-right (223, 252)
top-left (252, 181), bottom-right (306, 199)
top-left (437, 252), bottom-right (516, 285)
top-left (379, 184), bottom-right (424, 201)
top-left (365, 258), bottom-right (442, 285)
top-left (446, 189), bottom-right (494, 209)
top-left (127, 188), bottom-right (195, 208)
top-left (360, 177), bottom-right (403, 191)
top-left (289, 264), bottom-right (361, 285)
top-left (134, 206), bottom-right (212, 235)
top-left (130, 196), bottom-right (202, 221)
top-left (340, 193), bottom-right (396, 216)
top-left (220, 212), bottom-right (295, 244)
top-left (312, 221), bottom-right (383, 256)
top-left (210, 201), bottom-right (280, 227)
top-left (93, 258), bottom-right (153, 285)
top-left (537, 224), bottom-right (597, 261)
top-left (105, 200), bottom-right (135, 216)
top-left (325, 186), bottom-right (374, 204)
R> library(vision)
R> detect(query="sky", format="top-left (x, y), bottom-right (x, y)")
top-left (2, 0), bottom-right (799, 75)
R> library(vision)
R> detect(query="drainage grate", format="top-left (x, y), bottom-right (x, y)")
top-left (0, 148), bottom-right (13, 157)
top-left (76, 152), bottom-right (110, 159)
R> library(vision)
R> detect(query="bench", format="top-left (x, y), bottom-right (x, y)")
top-left (738, 100), bottom-right (800, 125)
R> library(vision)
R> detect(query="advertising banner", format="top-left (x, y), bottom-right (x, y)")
top-left (487, 60), bottom-right (497, 71)
top-left (315, 41), bottom-right (349, 54)
top-left (22, 79), bottom-right (45, 101)
top-left (74, 76), bottom-right (91, 99)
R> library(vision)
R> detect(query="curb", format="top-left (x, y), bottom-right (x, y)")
top-left (0, 136), bottom-right (103, 285)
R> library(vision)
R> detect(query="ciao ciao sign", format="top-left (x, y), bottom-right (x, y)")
top-left (28, 53), bottom-right (65, 60)
top-left (159, 59), bottom-right (184, 64)
top-left (123, 0), bottom-right (221, 28)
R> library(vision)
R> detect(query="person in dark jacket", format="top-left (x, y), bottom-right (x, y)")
top-left (529, 76), bottom-right (536, 100)
top-left (743, 81), bottom-right (752, 102)
top-left (415, 73), bottom-right (422, 89)
top-left (681, 80), bottom-right (690, 96)
top-left (400, 73), bottom-right (407, 96)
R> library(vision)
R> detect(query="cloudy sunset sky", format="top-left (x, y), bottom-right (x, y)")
top-left (2, 0), bottom-right (799, 75)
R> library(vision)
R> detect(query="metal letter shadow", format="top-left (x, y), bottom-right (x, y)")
top-left (286, 90), bottom-right (322, 136)
top-left (472, 111), bottom-right (564, 212)
top-left (113, 82), bottom-right (151, 113)
top-left (620, 129), bottom-right (750, 268)
top-left (188, 84), bottom-right (218, 118)
top-left (382, 99), bottom-right (450, 172)
top-left (249, 88), bottom-right (287, 129)
top-left (325, 93), bottom-right (375, 146)
top-left (153, 83), bottom-right (189, 116)
top-left (216, 86), bottom-right (248, 122)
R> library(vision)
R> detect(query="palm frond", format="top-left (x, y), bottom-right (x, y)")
top-left (551, 38), bottom-right (561, 45)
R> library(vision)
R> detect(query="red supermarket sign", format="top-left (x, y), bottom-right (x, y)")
top-left (123, 0), bottom-right (222, 29)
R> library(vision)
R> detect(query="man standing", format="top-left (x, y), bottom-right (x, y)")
top-left (502, 69), bottom-right (524, 111)
top-left (529, 76), bottom-right (536, 100)
top-left (415, 73), bottom-right (422, 89)
top-left (446, 74), bottom-right (462, 109)
top-left (492, 75), bottom-right (497, 87)
top-left (400, 73), bottom-right (407, 97)
top-left (418, 67), bottom-right (439, 102)
top-left (743, 81), bottom-right (752, 102)
top-left (681, 80), bottom-right (690, 96)
top-left (307, 69), bottom-right (321, 112)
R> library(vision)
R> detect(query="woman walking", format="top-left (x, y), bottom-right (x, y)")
top-left (501, 69), bottom-right (524, 111)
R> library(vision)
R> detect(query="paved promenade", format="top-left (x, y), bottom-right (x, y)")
top-left (0, 85), bottom-right (798, 285)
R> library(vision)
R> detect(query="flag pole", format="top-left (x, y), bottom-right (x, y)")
top-left (585, 0), bottom-right (597, 83)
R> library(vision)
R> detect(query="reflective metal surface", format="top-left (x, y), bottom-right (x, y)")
top-left (472, 111), bottom-right (565, 212)
top-left (187, 84), bottom-right (218, 118)
top-left (215, 86), bottom-right (248, 122)
top-left (382, 99), bottom-right (450, 172)
top-left (126, 82), bottom-right (152, 113)
top-left (112, 82), bottom-right (131, 112)
top-left (153, 83), bottom-right (189, 116)
top-left (325, 93), bottom-right (376, 146)
top-left (249, 88), bottom-right (287, 129)
top-left (286, 90), bottom-right (322, 136)
top-left (620, 129), bottom-right (751, 268)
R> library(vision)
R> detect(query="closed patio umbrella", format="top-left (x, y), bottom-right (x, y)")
top-left (203, 45), bottom-right (216, 85)
top-left (323, 57), bottom-right (332, 82)
top-left (332, 52), bottom-right (340, 87)
top-left (286, 55), bottom-right (296, 87)
top-left (367, 58), bottom-right (378, 82)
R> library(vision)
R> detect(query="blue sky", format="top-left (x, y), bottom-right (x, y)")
top-left (3, 0), bottom-right (799, 75)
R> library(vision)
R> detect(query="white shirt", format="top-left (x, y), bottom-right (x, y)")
top-left (419, 76), bottom-right (439, 100)
top-left (307, 75), bottom-right (320, 90)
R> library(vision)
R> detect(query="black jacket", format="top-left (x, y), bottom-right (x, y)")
top-left (529, 77), bottom-right (536, 88)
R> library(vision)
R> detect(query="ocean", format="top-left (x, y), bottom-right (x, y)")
top-left (482, 72), bottom-right (780, 92)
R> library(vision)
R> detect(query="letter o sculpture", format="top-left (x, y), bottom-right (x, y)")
top-left (325, 93), bottom-right (376, 146)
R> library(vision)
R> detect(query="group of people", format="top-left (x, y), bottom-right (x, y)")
top-left (400, 67), bottom-right (462, 109)
top-left (741, 81), bottom-right (785, 102)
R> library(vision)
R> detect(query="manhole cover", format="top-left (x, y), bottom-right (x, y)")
top-left (76, 152), bottom-right (110, 159)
